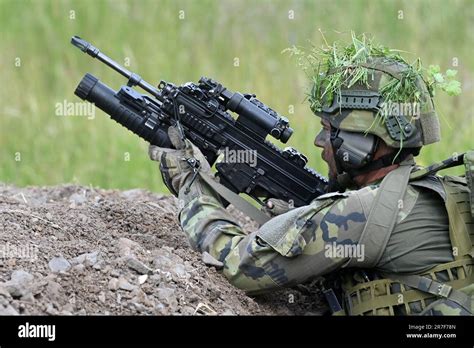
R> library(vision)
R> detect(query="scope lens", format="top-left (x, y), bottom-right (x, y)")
top-left (280, 128), bottom-right (293, 143)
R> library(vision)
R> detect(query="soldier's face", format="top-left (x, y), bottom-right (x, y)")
top-left (314, 119), bottom-right (338, 179)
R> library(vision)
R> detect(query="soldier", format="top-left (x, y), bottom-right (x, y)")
top-left (149, 39), bottom-right (473, 315)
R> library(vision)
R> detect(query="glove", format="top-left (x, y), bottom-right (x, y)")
top-left (148, 126), bottom-right (211, 197)
top-left (261, 198), bottom-right (295, 217)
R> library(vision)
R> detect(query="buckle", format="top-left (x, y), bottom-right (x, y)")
top-left (437, 284), bottom-right (452, 298)
top-left (183, 157), bottom-right (201, 195)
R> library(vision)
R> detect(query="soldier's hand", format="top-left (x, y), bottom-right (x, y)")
top-left (148, 126), bottom-right (210, 196)
top-left (261, 198), bottom-right (295, 217)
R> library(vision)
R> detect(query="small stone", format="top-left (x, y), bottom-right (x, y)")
top-left (78, 213), bottom-right (88, 224)
top-left (62, 303), bottom-right (74, 313)
top-left (72, 264), bottom-right (85, 274)
top-left (4, 270), bottom-right (34, 298)
top-left (98, 292), bottom-right (106, 303)
top-left (118, 277), bottom-right (135, 292)
top-left (48, 256), bottom-right (71, 273)
top-left (152, 246), bottom-right (183, 263)
top-left (156, 287), bottom-right (178, 312)
top-left (71, 251), bottom-right (99, 266)
top-left (0, 303), bottom-right (19, 315)
top-left (10, 301), bottom-right (20, 312)
top-left (0, 284), bottom-right (11, 298)
top-left (45, 273), bottom-right (58, 281)
top-left (11, 270), bottom-right (34, 284)
top-left (45, 212), bottom-right (53, 220)
top-left (92, 261), bottom-right (103, 270)
top-left (86, 252), bottom-right (99, 265)
top-left (181, 306), bottom-right (195, 315)
top-left (138, 275), bottom-right (148, 285)
top-left (30, 279), bottom-right (47, 296)
top-left (110, 269), bottom-right (121, 278)
top-left (45, 303), bottom-right (57, 315)
top-left (193, 302), bottom-right (217, 315)
top-left (131, 302), bottom-right (147, 313)
top-left (148, 274), bottom-right (161, 286)
top-left (108, 278), bottom-right (119, 291)
top-left (202, 252), bottom-right (224, 269)
top-left (126, 257), bottom-right (152, 275)
top-left (187, 294), bottom-right (200, 303)
top-left (69, 193), bottom-right (86, 205)
top-left (156, 287), bottom-right (174, 301)
top-left (132, 289), bottom-right (154, 307)
top-left (45, 281), bottom-right (62, 302)
top-left (171, 264), bottom-right (190, 280)
top-left (5, 258), bottom-right (17, 267)
top-left (153, 302), bottom-right (167, 315)
top-left (117, 238), bottom-right (140, 258)
top-left (20, 293), bottom-right (35, 303)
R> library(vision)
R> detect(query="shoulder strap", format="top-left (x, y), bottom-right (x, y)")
top-left (406, 151), bottom-right (473, 259)
top-left (349, 164), bottom-right (413, 268)
top-left (409, 152), bottom-right (465, 181)
top-left (465, 151), bottom-right (474, 217)
top-left (199, 171), bottom-right (270, 226)
top-left (442, 177), bottom-right (474, 259)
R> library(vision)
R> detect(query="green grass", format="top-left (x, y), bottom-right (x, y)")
top-left (1, 0), bottom-right (472, 193)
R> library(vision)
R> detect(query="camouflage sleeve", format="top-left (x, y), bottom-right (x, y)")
top-left (178, 178), bottom-right (372, 294)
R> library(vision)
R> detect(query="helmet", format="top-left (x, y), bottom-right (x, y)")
top-left (312, 57), bottom-right (440, 149)
top-left (310, 56), bottom-right (440, 183)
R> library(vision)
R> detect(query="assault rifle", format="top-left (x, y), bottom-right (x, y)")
top-left (71, 36), bottom-right (328, 211)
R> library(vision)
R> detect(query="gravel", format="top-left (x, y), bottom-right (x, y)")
top-left (0, 183), bottom-right (327, 315)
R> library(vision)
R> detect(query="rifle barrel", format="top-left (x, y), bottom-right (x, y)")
top-left (71, 36), bottom-right (162, 100)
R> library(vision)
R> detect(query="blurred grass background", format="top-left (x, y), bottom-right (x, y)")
top-left (0, 0), bottom-right (472, 193)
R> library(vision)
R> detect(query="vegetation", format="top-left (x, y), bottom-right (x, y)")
top-left (1, 0), bottom-right (472, 192)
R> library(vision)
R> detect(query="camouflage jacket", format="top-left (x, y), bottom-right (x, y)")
top-left (176, 170), bottom-right (453, 296)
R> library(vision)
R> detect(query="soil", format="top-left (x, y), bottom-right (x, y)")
top-left (0, 183), bottom-right (327, 316)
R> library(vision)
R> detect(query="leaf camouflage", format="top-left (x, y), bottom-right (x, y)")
top-left (283, 31), bottom-right (462, 115)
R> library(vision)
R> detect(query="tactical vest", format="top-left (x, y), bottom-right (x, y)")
top-left (332, 152), bottom-right (474, 315)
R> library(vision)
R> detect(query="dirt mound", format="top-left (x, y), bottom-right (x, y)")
top-left (0, 183), bottom-right (327, 316)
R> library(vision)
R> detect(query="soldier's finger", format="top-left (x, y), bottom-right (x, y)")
top-left (168, 126), bottom-right (186, 150)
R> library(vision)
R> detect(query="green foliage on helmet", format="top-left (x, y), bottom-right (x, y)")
top-left (283, 32), bottom-right (462, 149)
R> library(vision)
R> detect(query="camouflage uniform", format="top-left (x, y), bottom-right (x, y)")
top-left (149, 58), bottom-right (474, 316)
top-left (151, 134), bottom-right (473, 315)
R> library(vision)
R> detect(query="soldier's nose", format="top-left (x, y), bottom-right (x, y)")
top-left (314, 129), bottom-right (325, 148)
